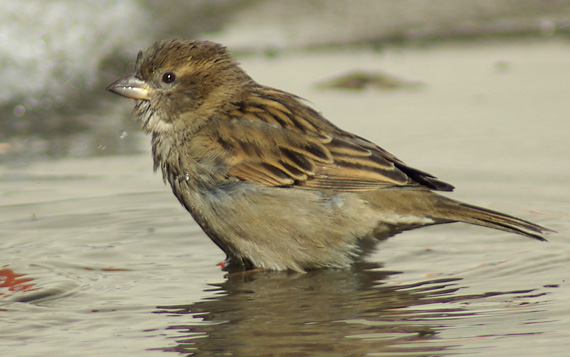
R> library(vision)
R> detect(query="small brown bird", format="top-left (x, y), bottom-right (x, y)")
top-left (107, 39), bottom-right (551, 272)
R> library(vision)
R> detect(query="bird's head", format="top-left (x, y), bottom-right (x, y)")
top-left (107, 39), bottom-right (252, 134)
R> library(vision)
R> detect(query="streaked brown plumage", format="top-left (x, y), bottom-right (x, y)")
top-left (107, 39), bottom-right (552, 272)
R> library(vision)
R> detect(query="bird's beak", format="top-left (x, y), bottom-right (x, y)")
top-left (106, 73), bottom-right (150, 100)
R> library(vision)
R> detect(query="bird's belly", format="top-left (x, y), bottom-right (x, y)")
top-left (176, 182), bottom-right (381, 271)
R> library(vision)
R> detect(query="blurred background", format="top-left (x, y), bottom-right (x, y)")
top-left (1, 0), bottom-right (569, 163)
top-left (2, 2), bottom-right (569, 356)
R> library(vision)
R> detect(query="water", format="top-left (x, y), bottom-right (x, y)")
top-left (1, 18), bottom-right (569, 357)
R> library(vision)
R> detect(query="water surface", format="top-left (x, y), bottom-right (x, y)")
top-left (1, 39), bottom-right (568, 356)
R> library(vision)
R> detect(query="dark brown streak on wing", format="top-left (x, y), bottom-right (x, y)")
top-left (281, 148), bottom-right (316, 173)
top-left (219, 86), bottom-right (454, 192)
top-left (348, 134), bottom-right (455, 191)
top-left (231, 162), bottom-right (295, 186)
top-left (246, 87), bottom-right (334, 135)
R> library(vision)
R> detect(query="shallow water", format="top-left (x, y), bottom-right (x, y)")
top-left (1, 39), bottom-right (569, 356)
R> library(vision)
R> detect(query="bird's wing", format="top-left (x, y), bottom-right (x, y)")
top-left (208, 117), bottom-right (453, 192)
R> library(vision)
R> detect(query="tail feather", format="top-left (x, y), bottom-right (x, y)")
top-left (364, 189), bottom-right (553, 241)
top-left (441, 200), bottom-right (553, 242)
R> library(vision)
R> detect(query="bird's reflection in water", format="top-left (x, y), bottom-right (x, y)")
top-left (151, 263), bottom-right (538, 355)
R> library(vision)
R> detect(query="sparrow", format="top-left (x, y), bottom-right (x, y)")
top-left (107, 39), bottom-right (552, 272)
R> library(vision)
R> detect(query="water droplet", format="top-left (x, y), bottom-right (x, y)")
top-left (119, 130), bottom-right (128, 139)
top-left (41, 97), bottom-right (53, 110)
top-left (184, 174), bottom-right (190, 182)
top-left (54, 96), bottom-right (65, 105)
top-left (13, 105), bottom-right (26, 117)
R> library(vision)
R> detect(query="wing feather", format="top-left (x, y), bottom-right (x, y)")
top-left (213, 89), bottom-right (454, 192)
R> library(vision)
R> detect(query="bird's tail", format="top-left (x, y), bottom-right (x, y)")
top-left (435, 197), bottom-right (553, 241)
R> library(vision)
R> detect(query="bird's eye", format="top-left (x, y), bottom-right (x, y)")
top-left (162, 72), bottom-right (176, 84)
